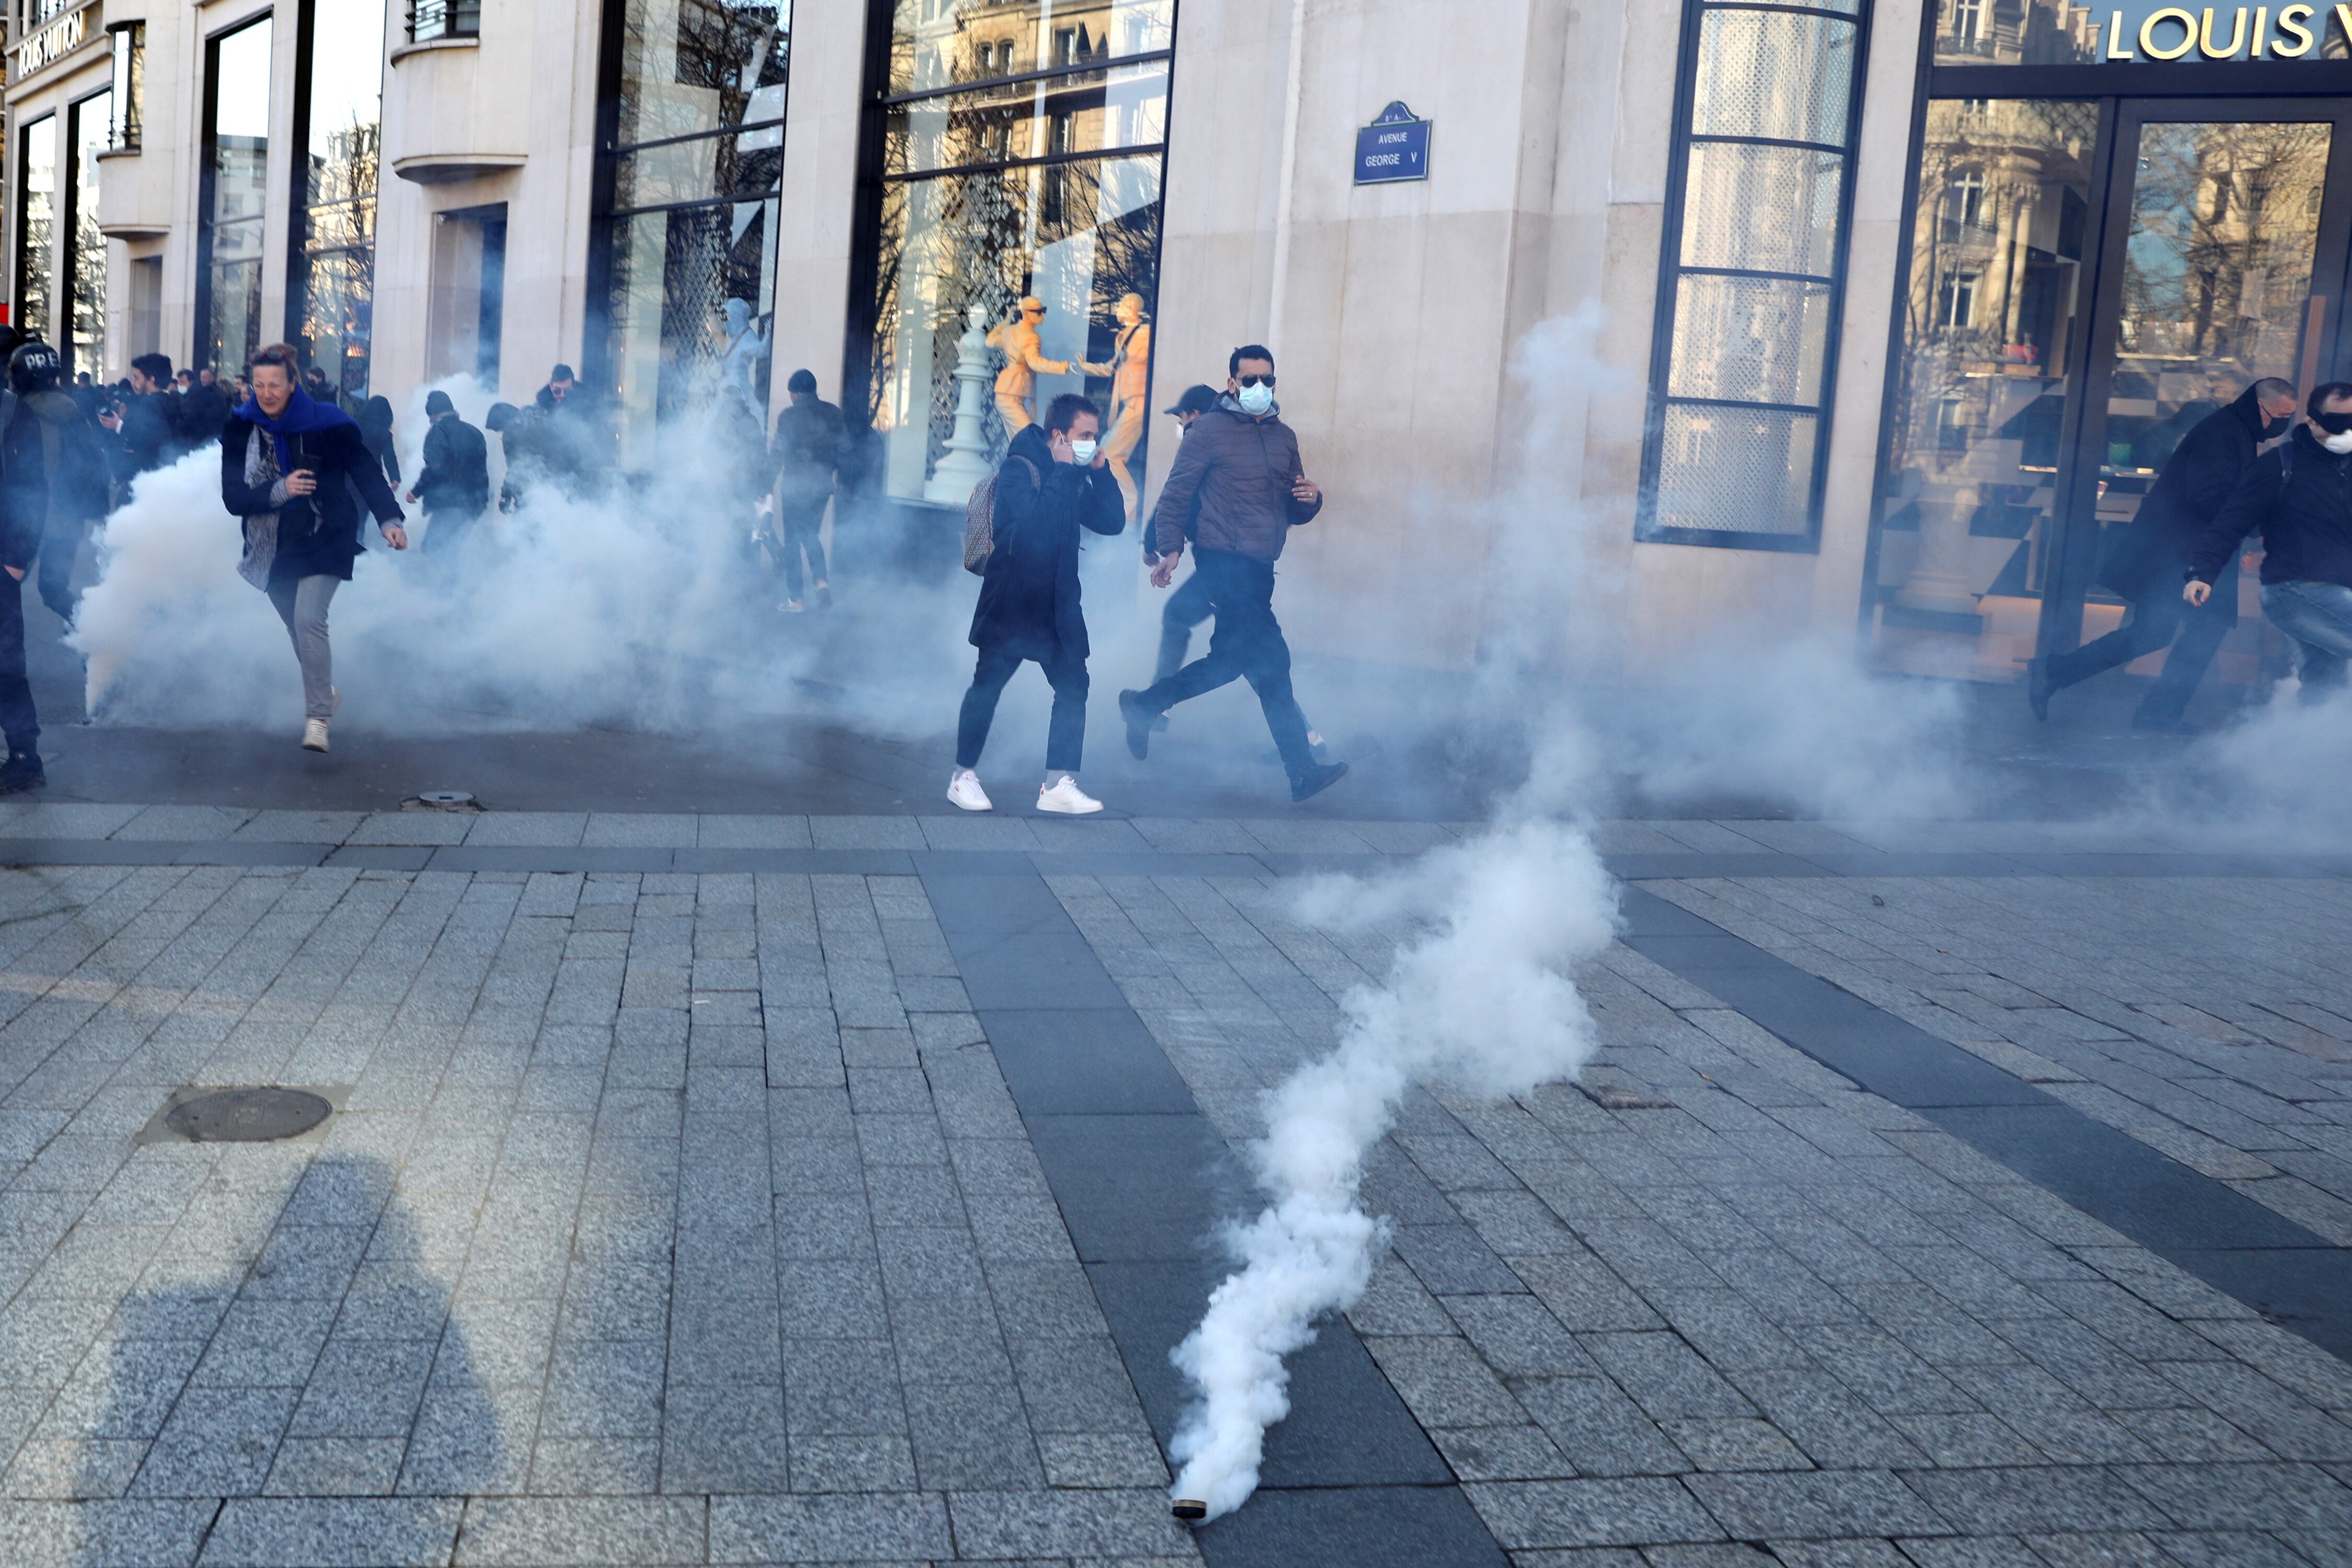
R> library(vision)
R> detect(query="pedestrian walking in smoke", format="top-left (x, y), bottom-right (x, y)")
top-left (2, 340), bottom-right (110, 629)
top-left (483, 402), bottom-right (541, 512)
top-left (220, 343), bottom-right (408, 754)
top-left (182, 367), bottom-right (231, 445)
top-left (949, 392), bottom-right (1124, 815)
top-left (98, 353), bottom-right (190, 481)
top-left (2031, 377), bottom-right (2298, 732)
top-left (1120, 346), bottom-right (1347, 803)
top-left (407, 390), bottom-right (490, 556)
top-left (2186, 381), bottom-right (2352, 700)
top-left (766, 368), bottom-right (841, 613)
top-left (533, 364), bottom-right (607, 495)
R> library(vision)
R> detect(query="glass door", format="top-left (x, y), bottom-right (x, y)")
top-left (2052, 102), bottom-right (2352, 688)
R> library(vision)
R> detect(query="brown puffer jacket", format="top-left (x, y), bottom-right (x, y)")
top-left (1149, 400), bottom-right (1322, 563)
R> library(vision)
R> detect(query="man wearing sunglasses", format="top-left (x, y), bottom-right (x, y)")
top-left (1121, 345), bottom-right (1348, 803)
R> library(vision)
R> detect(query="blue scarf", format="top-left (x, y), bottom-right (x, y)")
top-left (234, 386), bottom-right (355, 475)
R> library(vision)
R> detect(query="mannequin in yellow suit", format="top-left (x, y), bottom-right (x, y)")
top-left (1095, 294), bottom-right (1152, 524)
top-left (986, 296), bottom-right (1069, 434)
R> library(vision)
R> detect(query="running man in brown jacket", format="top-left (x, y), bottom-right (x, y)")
top-left (1119, 345), bottom-right (1347, 803)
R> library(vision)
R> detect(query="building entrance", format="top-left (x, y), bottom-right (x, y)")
top-left (1870, 95), bottom-right (2352, 691)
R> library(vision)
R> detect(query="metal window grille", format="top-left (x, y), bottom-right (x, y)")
top-left (409, 0), bottom-right (480, 43)
top-left (1638, 0), bottom-right (1872, 550)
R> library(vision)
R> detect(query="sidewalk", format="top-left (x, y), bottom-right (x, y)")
top-left (0, 814), bottom-right (2344, 1565)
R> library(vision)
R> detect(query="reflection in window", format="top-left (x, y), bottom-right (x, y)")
top-left (862, 0), bottom-right (1177, 506)
top-left (1640, 0), bottom-right (1865, 544)
top-left (1870, 100), bottom-right (2099, 681)
top-left (67, 93), bottom-right (110, 381)
top-left (108, 24), bottom-right (144, 149)
top-left (202, 18), bottom-right (273, 376)
top-left (597, 0), bottom-right (792, 468)
top-left (14, 116), bottom-right (56, 345)
top-left (295, 0), bottom-right (386, 401)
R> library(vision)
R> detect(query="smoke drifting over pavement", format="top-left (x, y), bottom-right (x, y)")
top-left (1167, 818), bottom-right (1615, 1518)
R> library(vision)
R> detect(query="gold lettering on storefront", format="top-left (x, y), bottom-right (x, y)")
top-left (2106, 0), bottom-right (2336, 53)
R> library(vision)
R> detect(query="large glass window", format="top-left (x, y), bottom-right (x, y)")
top-left (108, 25), bottom-right (145, 149)
top-left (1933, 1), bottom-right (2352, 67)
top-left (66, 91), bottom-right (110, 380)
top-left (1871, 100), bottom-right (2100, 678)
top-left (293, 0), bottom-right (386, 401)
top-left (14, 115), bottom-right (56, 345)
top-left (597, 0), bottom-right (792, 469)
top-left (860, 0), bottom-right (1175, 507)
top-left (1640, 0), bottom-right (1867, 546)
top-left (201, 18), bottom-right (273, 376)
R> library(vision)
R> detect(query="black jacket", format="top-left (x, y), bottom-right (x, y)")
top-left (2103, 384), bottom-right (2274, 597)
top-left (415, 414), bottom-right (490, 516)
top-left (1, 390), bottom-right (111, 572)
top-left (220, 416), bottom-right (405, 584)
top-left (108, 391), bottom-right (185, 481)
top-left (769, 396), bottom-right (843, 506)
top-left (180, 384), bottom-right (232, 445)
top-left (969, 424), bottom-right (1124, 663)
top-left (2189, 424), bottom-right (2352, 592)
top-left (533, 385), bottom-right (607, 488)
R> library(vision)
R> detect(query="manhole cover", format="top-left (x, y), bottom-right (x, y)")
top-left (404, 791), bottom-right (481, 812)
top-left (164, 1088), bottom-right (333, 1143)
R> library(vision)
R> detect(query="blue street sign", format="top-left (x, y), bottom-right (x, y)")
top-left (1354, 101), bottom-right (1429, 185)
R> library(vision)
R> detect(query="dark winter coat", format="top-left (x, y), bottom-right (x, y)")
top-left (2190, 424), bottom-right (2352, 592)
top-left (221, 410), bottom-right (405, 584)
top-left (769, 396), bottom-right (843, 508)
top-left (109, 391), bottom-right (185, 481)
top-left (2103, 385), bottom-right (2274, 597)
top-left (1148, 397), bottom-right (1322, 564)
top-left (968, 424), bottom-right (1124, 664)
top-left (533, 384), bottom-right (607, 489)
top-left (0, 390), bottom-right (111, 572)
top-left (180, 383), bottom-right (232, 446)
top-left (415, 413), bottom-right (491, 517)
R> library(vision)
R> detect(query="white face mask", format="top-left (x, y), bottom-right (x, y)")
top-left (1068, 437), bottom-right (1098, 465)
top-left (1235, 382), bottom-right (1274, 416)
top-left (2323, 429), bottom-right (2352, 454)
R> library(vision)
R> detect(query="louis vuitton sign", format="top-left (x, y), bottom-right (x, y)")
top-left (10, 3), bottom-right (89, 81)
top-left (2101, 3), bottom-right (2352, 57)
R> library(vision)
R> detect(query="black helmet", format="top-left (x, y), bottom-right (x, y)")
top-left (8, 340), bottom-right (62, 396)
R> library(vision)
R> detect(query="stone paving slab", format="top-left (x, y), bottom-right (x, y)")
top-left (0, 830), bottom-right (2345, 1565)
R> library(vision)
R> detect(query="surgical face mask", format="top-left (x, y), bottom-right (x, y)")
top-left (2324, 429), bottom-right (2352, 455)
top-left (1235, 382), bottom-right (1274, 416)
top-left (1068, 437), bottom-right (1098, 465)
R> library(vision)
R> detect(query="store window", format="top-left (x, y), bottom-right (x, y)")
top-left (857, 0), bottom-right (1175, 509)
top-left (15, 115), bottom-right (56, 344)
top-left (108, 24), bottom-right (144, 149)
top-left (292, 0), bottom-right (387, 400)
top-left (1933, 0), bottom-right (2352, 65)
top-left (1639, 0), bottom-right (1869, 547)
top-left (66, 91), bottom-right (110, 380)
top-left (595, 0), bottom-right (792, 469)
top-left (200, 17), bottom-right (273, 376)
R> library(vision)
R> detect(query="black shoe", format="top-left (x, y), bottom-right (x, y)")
top-left (2026, 658), bottom-right (2052, 722)
top-left (0, 752), bottom-right (45, 795)
top-left (2131, 711), bottom-right (2199, 736)
top-left (1119, 690), bottom-right (1153, 759)
top-left (1290, 760), bottom-right (1348, 804)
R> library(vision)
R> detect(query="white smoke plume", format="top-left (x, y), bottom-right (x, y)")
top-left (1167, 817), bottom-right (1616, 1518)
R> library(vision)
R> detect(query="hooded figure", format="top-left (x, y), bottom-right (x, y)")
top-left (411, 389), bottom-right (492, 555)
top-left (0, 340), bottom-right (109, 791)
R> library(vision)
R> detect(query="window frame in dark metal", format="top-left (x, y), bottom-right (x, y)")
top-left (106, 20), bottom-right (144, 150)
top-left (1636, 0), bottom-right (1875, 553)
top-left (193, 11), bottom-right (272, 379)
top-left (407, 0), bottom-right (479, 44)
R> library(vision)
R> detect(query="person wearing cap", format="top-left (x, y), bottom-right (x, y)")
top-left (765, 368), bottom-right (843, 612)
top-left (407, 389), bottom-right (491, 556)
top-left (986, 296), bottom-right (1069, 435)
top-left (1144, 385), bottom-right (1221, 687)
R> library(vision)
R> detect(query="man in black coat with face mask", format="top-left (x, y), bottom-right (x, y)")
top-left (2031, 377), bottom-right (2300, 732)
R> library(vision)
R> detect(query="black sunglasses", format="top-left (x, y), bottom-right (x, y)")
top-left (1235, 373), bottom-right (1276, 388)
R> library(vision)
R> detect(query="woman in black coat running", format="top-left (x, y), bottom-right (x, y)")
top-left (220, 344), bottom-right (407, 753)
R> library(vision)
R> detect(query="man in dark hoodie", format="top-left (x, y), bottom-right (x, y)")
top-left (765, 368), bottom-right (841, 612)
top-left (3, 340), bottom-right (110, 630)
top-left (1119, 345), bottom-right (1346, 802)
top-left (2186, 381), bottom-right (2352, 700)
top-left (98, 353), bottom-right (189, 481)
top-left (2033, 377), bottom-right (2300, 731)
top-left (0, 341), bottom-right (110, 790)
top-left (408, 390), bottom-right (491, 555)
top-left (947, 393), bottom-right (1125, 815)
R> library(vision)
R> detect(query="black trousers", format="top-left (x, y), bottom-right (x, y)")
top-left (0, 573), bottom-right (38, 757)
top-left (1134, 549), bottom-right (1316, 781)
top-left (776, 498), bottom-right (829, 599)
top-left (958, 645), bottom-right (1087, 773)
top-left (1155, 566), bottom-right (1215, 684)
top-left (2047, 558), bottom-right (2237, 721)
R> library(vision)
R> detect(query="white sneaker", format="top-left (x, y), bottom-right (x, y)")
top-left (302, 719), bottom-right (330, 753)
top-left (1037, 775), bottom-right (1102, 815)
top-left (947, 769), bottom-right (992, 811)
